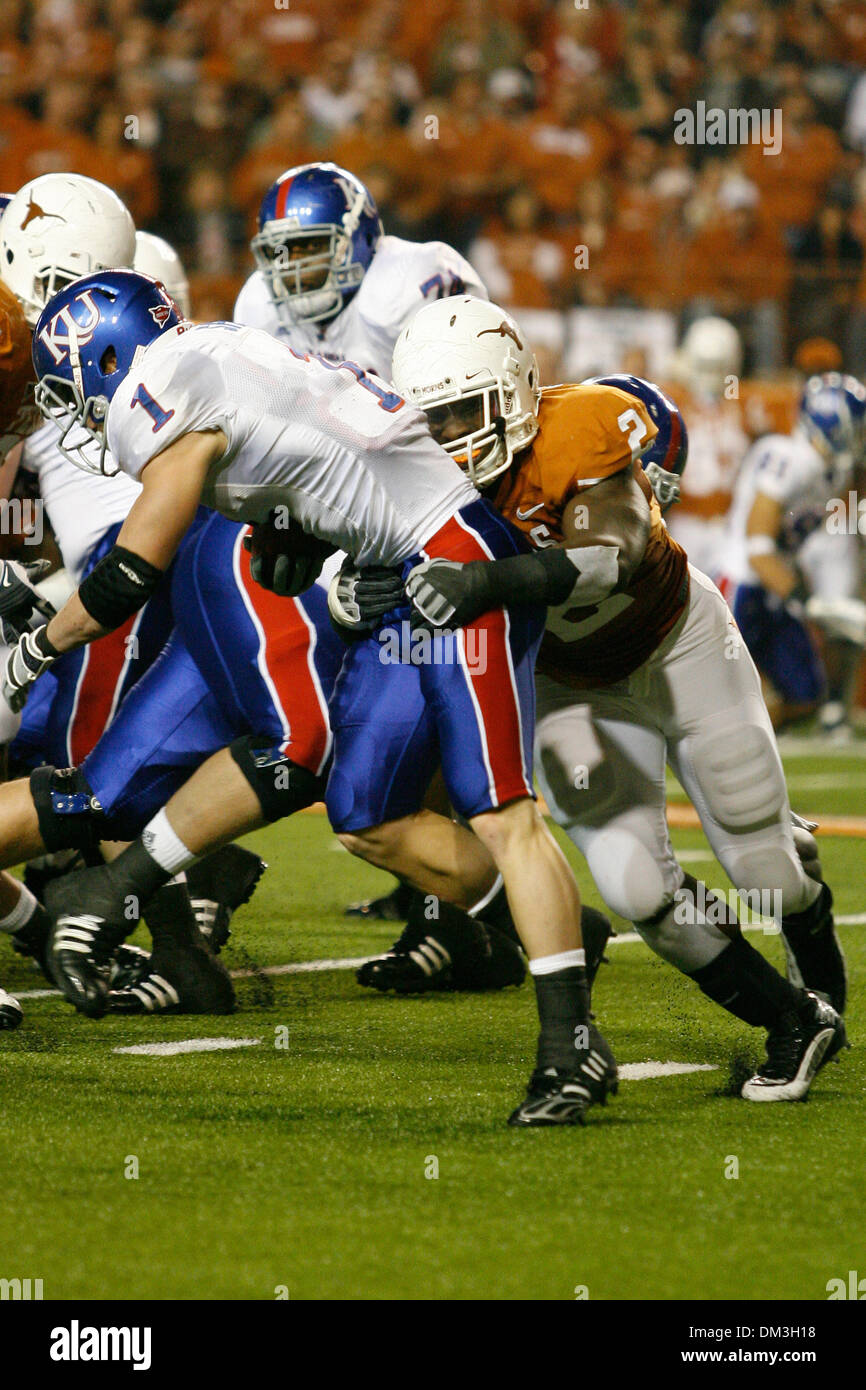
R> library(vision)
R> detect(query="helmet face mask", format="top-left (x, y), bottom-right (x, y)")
top-left (252, 222), bottom-right (361, 325)
top-left (423, 381), bottom-right (511, 483)
top-left (391, 297), bottom-right (540, 488)
top-left (252, 163), bottom-right (382, 328)
top-left (34, 374), bottom-right (113, 475)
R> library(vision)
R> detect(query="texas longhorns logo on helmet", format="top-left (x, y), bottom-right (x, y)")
top-left (20, 194), bottom-right (65, 231)
top-left (477, 321), bottom-right (524, 351)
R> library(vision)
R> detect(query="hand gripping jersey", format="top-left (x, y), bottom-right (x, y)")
top-left (723, 430), bottom-right (837, 589)
top-left (107, 321), bottom-right (478, 567)
top-left (0, 278), bottom-right (38, 454)
top-left (20, 421), bottom-right (142, 582)
top-left (234, 235), bottom-right (487, 379)
top-left (491, 382), bottom-right (690, 688)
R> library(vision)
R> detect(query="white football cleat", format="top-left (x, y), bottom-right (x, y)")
top-left (0, 986), bottom-right (23, 1030)
top-left (742, 993), bottom-right (847, 1102)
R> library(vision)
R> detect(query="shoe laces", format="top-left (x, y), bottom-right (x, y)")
top-left (760, 1012), bottom-right (805, 1078)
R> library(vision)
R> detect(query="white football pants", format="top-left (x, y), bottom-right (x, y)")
top-left (536, 566), bottom-right (818, 934)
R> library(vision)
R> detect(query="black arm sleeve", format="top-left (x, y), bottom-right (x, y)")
top-left (464, 548), bottom-right (580, 610)
top-left (77, 545), bottom-right (164, 630)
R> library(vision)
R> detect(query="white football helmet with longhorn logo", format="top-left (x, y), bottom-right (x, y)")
top-left (391, 296), bottom-right (540, 487)
top-left (0, 174), bottom-right (136, 326)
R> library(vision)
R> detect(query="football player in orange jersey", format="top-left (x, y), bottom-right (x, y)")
top-left (0, 270), bottom-right (43, 1027)
top-left (384, 296), bottom-right (847, 1104)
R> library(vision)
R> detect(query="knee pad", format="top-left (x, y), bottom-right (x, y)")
top-left (584, 827), bottom-right (675, 923)
top-left (229, 735), bottom-right (325, 823)
top-left (688, 721), bottom-right (786, 834)
top-left (30, 764), bottom-right (106, 853)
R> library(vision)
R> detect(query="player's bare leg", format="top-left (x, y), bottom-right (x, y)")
top-left (343, 797), bottom-right (618, 1126)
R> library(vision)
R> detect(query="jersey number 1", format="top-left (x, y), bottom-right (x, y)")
top-left (131, 384), bottom-right (175, 433)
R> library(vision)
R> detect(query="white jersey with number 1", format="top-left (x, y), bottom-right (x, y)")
top-left (106, 321), bottom-right (478, 567)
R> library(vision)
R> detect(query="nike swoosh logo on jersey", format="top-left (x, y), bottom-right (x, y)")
top-left (515, 503), bottom-right (545, 520)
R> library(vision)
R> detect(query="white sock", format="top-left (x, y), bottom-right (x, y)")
top-left (529, 948), bottom-right (586, 976)
top-left (468, 874), bottom-right (504, 917)
top-left (141, 810), bottom-right (196, 875)
top-left (0, 881), bottom-right (38, 934)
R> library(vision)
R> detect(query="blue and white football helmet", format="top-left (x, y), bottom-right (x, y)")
top-left (251, 162), bottom-right (383, 327)
top-left (799, 373), bottom-right (866, 486)
top-left (32, 269), bottom-right (183, 475)
top-left (586, 374), bottom-right (689, 511)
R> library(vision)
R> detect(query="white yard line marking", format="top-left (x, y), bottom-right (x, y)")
top-left (13, 915), bottom-right (866, 1002)
top-left (675, 850), bottom-right (714, 863)
top-left (231, 956), bottom-right (373, 978)
top-left (113, 1037), bottom-right (262, 1056)
top-left (618, 1061), bottom-right (717, 1081)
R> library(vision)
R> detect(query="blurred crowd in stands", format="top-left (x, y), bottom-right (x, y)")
top-left (2, 0), bottom-right (866, 373)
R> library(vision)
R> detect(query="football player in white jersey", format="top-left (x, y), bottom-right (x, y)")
top-left (718, 373), bottom-right (866, 732)
top-left (233, 162), bottom-right (487, 379)
top-left (0, 187), bottom-right (265, 1018)
top-left (14, 269), bottom-right (616, 1126)
top-left (235, 158), bottom-right (578, 970)
top-left (0, 174), bottom-right (140, 1023)
top-left (665, 316), bottom-right (750, 578)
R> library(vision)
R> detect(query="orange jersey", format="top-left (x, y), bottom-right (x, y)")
top-left (492, 382), bottom-right (690, 688)
top-left (0, 279), bottom-right (37, 455)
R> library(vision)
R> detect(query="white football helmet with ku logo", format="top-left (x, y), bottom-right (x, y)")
top-left (0, 174), bottom-right (136, 326)
top-left (391, 296), bottom-right (540, 487)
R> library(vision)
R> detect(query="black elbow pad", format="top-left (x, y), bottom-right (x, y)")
top-left (78, 546), bottom-right (164, 630)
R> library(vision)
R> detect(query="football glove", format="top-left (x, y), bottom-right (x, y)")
top-left (244, 512), bottom-right (336, 597)
top-left (327, 559), bottom-right (406, 641)
top-left (405, 559), bottom-right (493, 629)
top-left (3, 623), bottom-right (59, 713)
top-left (0, 558), bottom-right (55, 644)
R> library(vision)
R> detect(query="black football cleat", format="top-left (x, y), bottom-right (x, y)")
top-left (345, 881), bottom-right (414, 921)
top-left (357, 922), bottom-right (455, 993)
top-left (781, 882), bottom-right (847, 1015)
top-left (108, 941), bottom-right (236, 1015)
top-left (109, 943), bottom-right (152, 991)
top-left (44, 867), bottom-right (132, 1018)
top-left (185, 844), bottom-right (267, 952)
top-left (451, 922), bottom-right (526, 991)
top-left (508, 1025), bottom-right (618, 1127)
top-left (741, 991), bottom-right (848, 1102)
top-left (0, 986), bottom-right (23, 1030)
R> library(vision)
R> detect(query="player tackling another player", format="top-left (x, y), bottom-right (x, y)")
top-left (378, 295), bottom-right (848, 1102)
top-left (3, 268), bottom-right (620, 1126)
top-left (0, 162), bottom-right (852, 1119)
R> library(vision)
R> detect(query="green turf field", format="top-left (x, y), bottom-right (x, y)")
top-left (1, 746), bottom-right (864, 1301)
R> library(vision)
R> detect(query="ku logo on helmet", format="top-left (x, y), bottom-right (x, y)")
top-left (36, 289), bottom-right (103, 366)
top-left (148, 303), bottom-right (173, 327)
